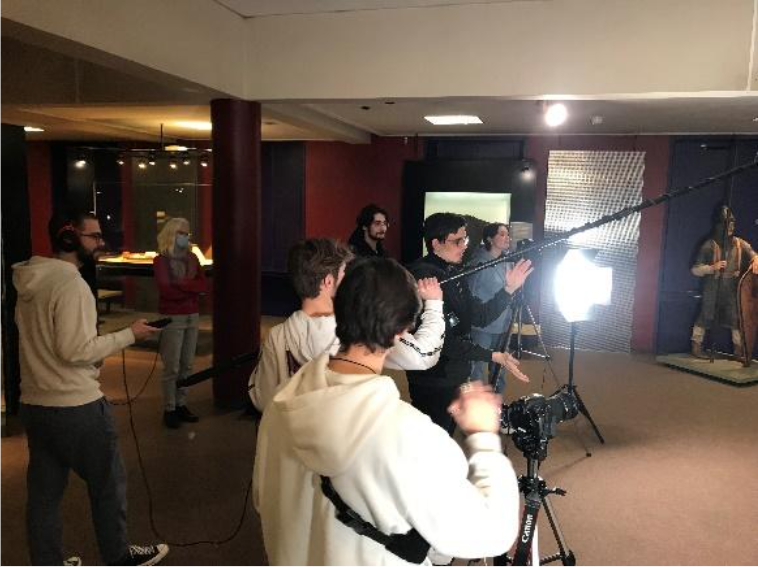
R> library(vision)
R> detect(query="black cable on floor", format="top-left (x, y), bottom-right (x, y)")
top-left (120, 350), bottom-right (254, 547)
top-left (111, 335), bottom-right (162, 405)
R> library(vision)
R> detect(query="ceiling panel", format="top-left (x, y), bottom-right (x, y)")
top-left (215, 0), bottom-right (530, 18)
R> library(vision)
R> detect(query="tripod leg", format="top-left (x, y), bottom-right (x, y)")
top-left (521, 302), bottom-right (551, 361)
top-left (495, 471), bottom-right (542, 566)
top-left (516, 303), bottom-right (524, 359)
top-left (539, 495), bottom-right (576, 566)
top-left (572, 387), bottom-right (605, 444)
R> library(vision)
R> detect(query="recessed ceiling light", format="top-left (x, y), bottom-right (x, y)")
top-left (24, 126), bottom-right (45, 132)
top-left (424, 115), bottom-right (483, 126)
top-left (545, 103), bottom-right (568, 127)
top-left (174, 121), bottom-right (212, 131)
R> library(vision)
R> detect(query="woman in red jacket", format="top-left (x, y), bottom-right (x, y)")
top-left (154, 218), bottom-right (207, 428)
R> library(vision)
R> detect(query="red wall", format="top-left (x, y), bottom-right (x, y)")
top-left (525, 135), bottom-right (670, 353)
top-left (26, 141), bottom-right (53, 256)
top-left (305, 136), bottom-right (423, 258)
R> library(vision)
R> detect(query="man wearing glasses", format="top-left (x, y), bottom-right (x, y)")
top-left (348, 203), bottom-right (390, 258)
top-left (13, 213), bottom-right (168, 566)
top-left (407, 213), bottom-right (533, 435)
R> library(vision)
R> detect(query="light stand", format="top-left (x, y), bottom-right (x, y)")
top-left (566, 322), bottom-right (605, 445)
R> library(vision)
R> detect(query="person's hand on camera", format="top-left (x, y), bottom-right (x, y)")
top-left (447, 382), bottom-right (502, 435)
top-left (130, 319), bottom-right (159, 341)
top-left (711, 260), bottom-right (727, 272)
top-left (505, 259), bottom-right (534, 295)
top-left (491, 351), bottom-right (529, 383)
top-left (417, 277), bottom-right (443, 301)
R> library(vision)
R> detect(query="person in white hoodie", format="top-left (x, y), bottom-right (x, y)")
top-left (253, 257), bottom-right (520, 565)
top-left (13, 213), bottom-right (169, 566)
top-left (249, 238), bottom-right (445, 412)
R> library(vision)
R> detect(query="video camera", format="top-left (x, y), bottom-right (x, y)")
top-left (501, 388), bottom-right (579, 461)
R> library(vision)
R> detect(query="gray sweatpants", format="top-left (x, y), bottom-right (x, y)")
top-left (21, 397), bottom-right (129, 565)
top-left (158, 313), bottom-right (200, 412)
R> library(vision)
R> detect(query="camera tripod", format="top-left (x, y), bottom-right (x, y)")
top-left (511, 288), bottom-right (551, 361)
top-left (488, 290), bottom-right (552, 391)
top-left (494, 458), bottom-right (576, 566)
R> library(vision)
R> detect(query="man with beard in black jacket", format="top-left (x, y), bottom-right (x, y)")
top-left (348, 204), bottom-right (390, 258)
top-left (407, 213), bottom-right (533, 434)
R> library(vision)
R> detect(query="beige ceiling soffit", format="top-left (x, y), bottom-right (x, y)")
top-left (217, 0), bottom-right (535, 19)
top-left (1, 19), bottom-right (232, 100)
top-left (5, 108), bottom-right (164, 142)
top-left (263, 104), bottom-right (371, 144)
top-left (505, 91), bottom-right (758, 101)
top-left (304, 103), bottom-right (387, 137)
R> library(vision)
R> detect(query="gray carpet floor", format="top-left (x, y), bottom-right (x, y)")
top-left (3, 331), bottom-right (758, 565)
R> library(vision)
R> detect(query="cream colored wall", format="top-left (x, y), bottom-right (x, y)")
top-left (244, 0), bottom-right (756, 99)
top-left (2, 0), bottom-right (247, 98)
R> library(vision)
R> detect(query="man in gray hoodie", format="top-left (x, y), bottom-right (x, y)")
top-left (13, 213), bottom-right (168, 566)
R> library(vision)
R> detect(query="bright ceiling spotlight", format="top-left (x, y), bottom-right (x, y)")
top-left (117, 155), bottom-right (126, 166)
top-left (148, 153), bottom-right (157, 166)
top-left (554, 248), bottom-right (612, 323)
top-left (199, 154), bottom-right (209, 168)
top-left (182, 154), bottom-right (191, 166)
top-left (169, 160), bottom-right (178, 170)
top-left (138, 160), bottom-right (148, 170)
top-left (544, 103), bottom-right (568, 127)
top-left (74, 155), bottom-right (87, 169)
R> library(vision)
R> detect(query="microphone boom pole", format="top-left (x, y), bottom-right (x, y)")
top-left (177, 350), bottom-right (258, 388)
top-left (439, 156), bottom-right (758, 285)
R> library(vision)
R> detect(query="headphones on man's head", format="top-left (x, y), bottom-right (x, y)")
top-left (56, 223), bottom-right (80, 253)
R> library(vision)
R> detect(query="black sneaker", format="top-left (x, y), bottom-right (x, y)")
top-left (163, 410), bottom-right (182, 429)
top-left (175, 405), bottom-right (200, 423)
top-left (117, 544), bottom-right (169, 566)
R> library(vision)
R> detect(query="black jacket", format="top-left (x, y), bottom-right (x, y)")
top-left (348, 228), bottom-right (387, 258)
top-left (406, 253), bottom-right (512, 387)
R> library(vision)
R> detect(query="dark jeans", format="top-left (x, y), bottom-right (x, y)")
top-left (408, 381), bottom-right (459, 436)
top-left (21, 398), bottom-right (129, 565)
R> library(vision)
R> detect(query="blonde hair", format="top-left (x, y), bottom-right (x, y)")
top-left (157, 217), bottom-right (190, 256)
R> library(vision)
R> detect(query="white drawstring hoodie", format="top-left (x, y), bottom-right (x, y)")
top-left (253, 353), bottom-right (520, 565)
top-left (249, 300), bottom-right (444, 411)
top-left (12, 256), bottom-right (134, 407)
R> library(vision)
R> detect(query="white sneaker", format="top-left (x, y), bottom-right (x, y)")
top-left (64, 557), bottom-right (82, 566)
top-left (119, 544), bottom-right (169, 566)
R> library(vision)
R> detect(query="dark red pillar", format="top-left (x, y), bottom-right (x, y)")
top-left (210, 99), bottom-right (261, 408)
